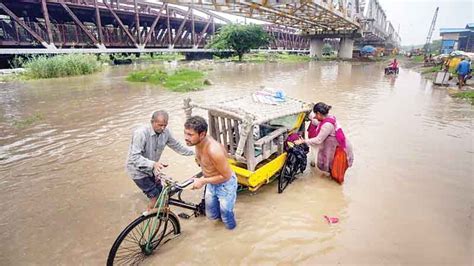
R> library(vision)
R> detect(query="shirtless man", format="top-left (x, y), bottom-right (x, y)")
top-left (184, 116), bottom-right (237, 230)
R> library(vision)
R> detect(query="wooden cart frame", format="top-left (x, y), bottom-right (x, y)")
top-left (184, 95), bottom-right (312, 191)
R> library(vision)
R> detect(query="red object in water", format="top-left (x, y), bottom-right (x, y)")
top-left (324, 215), bottom-right (339, 224)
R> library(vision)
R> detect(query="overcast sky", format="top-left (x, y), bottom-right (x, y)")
top-left (378, 0), bottom-right (473, 46)
top-left (159, 0), bottom-right (472, 46)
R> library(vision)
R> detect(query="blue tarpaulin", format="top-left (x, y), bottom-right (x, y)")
top-left (361, 45), bottom-right (376, 54)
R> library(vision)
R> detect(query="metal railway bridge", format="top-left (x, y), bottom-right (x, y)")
top-left (0, 0), bottom-right (400, 58)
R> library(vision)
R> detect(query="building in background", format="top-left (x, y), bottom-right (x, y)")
top-left (439, 23), bottom-right (474, 54)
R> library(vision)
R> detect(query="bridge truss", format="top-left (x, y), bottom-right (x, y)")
top-left (0, 0), bottom-right (309, 54)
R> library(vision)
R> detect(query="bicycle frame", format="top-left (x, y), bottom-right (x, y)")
top-left (141, 174), bottom-right (206, 253)
top-left (107, 173), bottom-right (207, 265)
top-left (144, 173), bottom-right (206, 217)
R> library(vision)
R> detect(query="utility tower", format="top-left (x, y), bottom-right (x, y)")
top-left (424, 7), bottom-right (439, 54)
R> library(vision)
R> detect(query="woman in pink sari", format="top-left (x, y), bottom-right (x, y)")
top-left (295, 102), bottom-right (354, 177)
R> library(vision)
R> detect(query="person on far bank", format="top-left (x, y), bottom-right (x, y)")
top-left (455, 58), bottom-right (471, 89)
top-left (295, 103), bottom-right (354, 184)
top-left (184, 116), bottom-right (238, 230)
top-left (126, 110), bottom-right (194, 211)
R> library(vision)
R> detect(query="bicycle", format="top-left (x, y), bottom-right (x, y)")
top-left (278, 142), bottom-right (309, 193)
top-left (107, 172), bottom-right (205, 265)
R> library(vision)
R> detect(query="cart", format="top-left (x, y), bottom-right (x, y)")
top-left (183, 93), bottom-right (312, 192)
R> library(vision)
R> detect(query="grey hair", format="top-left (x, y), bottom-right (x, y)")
top-left (151, 110), bottom-right (169, 121)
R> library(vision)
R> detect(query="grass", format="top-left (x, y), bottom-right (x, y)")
top-left (22, 54), bottom-right (101, 79)
top-left (140, 53), bottom-right (185, 61)
top-left (412, 55), bottom-right (425, 63)
top-left (421, 65), bottom-right (442, 74)
top-left (215, 52), bottom-right (312, 63)
top-left (452, 90), bottom-right (474, 104)
top-left (321, 55), bottom-right (338, 61)
top-left (12, 113), bottom-right (43, 128)
top-left (127, 68), bottom-right (207, 92)
top-left (93, 53), bottom-right (184, 65)
top-left (276, 53), bottom-right (312, 62)
top-left (0, 74), bottom-right (20, 82)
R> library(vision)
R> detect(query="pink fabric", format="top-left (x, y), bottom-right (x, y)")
top-left (285, 132), bottom-right (301, 150)
top-left (324, 215), bottom-right (339, 224)
top-left (307, 122), bottom-right (318, 138)
top-left (308, 116), bottom-right (346, 149)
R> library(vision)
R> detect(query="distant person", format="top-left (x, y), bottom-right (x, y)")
top-left (184, 116), bottom-right (237, 230)
top-left (443, 57), bottom-right (451, 71)
top-left (455, 58), bottom-right (471, 89)
top-left (296, 103), bottom-right (354, 184)
top-left (385, 58), bottom-right (399, 74)
top-left (126, 110), bottom-right (194, 211)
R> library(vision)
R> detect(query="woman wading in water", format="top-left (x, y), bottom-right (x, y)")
top-left (295, 102), bottom-right (354, 183)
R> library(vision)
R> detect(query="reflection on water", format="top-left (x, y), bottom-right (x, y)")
top-left (0, 61), bottom-right (472, 265)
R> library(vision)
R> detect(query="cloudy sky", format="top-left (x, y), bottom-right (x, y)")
top-left (378, 0), bottom-right (473, 46)
top-left (156, 0), bottom-right (473, 46)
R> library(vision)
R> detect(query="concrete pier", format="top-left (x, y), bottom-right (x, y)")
top-left (309, 38), bottom-right (324, 58)
top-left (338, 38), bottom-right (354, 59)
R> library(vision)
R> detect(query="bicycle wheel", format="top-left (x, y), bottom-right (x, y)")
top-left (107, 211), bottom-right (181, 266)
top-left (278, 153), bottom-right (297, 193)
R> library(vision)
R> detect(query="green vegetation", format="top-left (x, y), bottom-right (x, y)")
top-left (429, 40), bottom-right (442, 54)
top-left (12, 113), bottom-right (43, 129)
top-left (322, 44), bottom-right (334, 55)
top-left (452, 90), bottom-right (474, 105)
top-left (127, 68), bottom-right (207, 92)
top-left (99, 53), bottom-right (185, 65)
top-left (215, 52), bottom-right (311, 62)
top-left (9, 56), bottom-right (27, 68)
top-left (412, 55), bottom-right (425, 63)
top-left (321, 55), bottom-right (338, 60)
top-left (421, 65), bottom-right (442, 74)
top-left (401, 39), bottom-right (441, 55)
top-left (140, 53), bottom-right (185, 61)
top-left (0, 74), bottom-right (20, 82)
top-left (208, 24), bottom-right (271, 61)
top-left (22, 54), bottom-right (102, 79)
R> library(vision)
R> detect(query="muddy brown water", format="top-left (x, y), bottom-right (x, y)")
top-left (0, 61), bottom-right (472, 265)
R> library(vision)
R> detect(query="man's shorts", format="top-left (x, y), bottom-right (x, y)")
top-left (133, 175), bottom-right (162, 198)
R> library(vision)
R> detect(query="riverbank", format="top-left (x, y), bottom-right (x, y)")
top-left (399, 56), bottom-right (474, 104)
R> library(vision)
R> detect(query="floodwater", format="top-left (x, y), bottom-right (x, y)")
top-left (0, 60), bottom-right (472, 265)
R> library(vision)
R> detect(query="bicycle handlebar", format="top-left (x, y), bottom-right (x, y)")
top-left (156, 172), bottom-right (204, 190)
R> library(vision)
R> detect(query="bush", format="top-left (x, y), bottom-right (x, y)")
top-left (127, 68), bottom-right (207, 92)
top-left (22, 54), bottom-right (102, 79)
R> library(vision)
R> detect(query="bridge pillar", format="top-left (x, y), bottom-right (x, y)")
top-left (309, 38), bottom-right (324, 58)
top-left (338, 38), bottom-right (354, 59)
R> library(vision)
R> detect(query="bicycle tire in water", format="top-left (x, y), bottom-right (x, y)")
top-left (107, 211), bottom-right (180, 266)
top-left (278, 153), bottom-right (297, 193)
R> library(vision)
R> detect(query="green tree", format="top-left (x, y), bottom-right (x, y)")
top-left (322, 43), bottom-right (333, 55)
top-left (208, 24), bottom-right (271, 61)
top-left (430, 39), bottom-right (442, 54)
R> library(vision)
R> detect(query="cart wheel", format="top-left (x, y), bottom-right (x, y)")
top-left (278, 153), bottom-right (297, 193)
